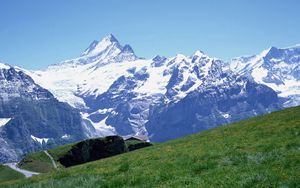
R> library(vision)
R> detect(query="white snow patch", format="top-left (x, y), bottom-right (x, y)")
top-left (251, 67), bottom-right (268, 83)
top-left (269, 79), bottom-right (300, 97)
top-left (31, 135), bottom-right (49, 145)
top-left (0, 63), bottom-right (10, 69)
top-left (61, 134), bottom-right (71, 139)
top-left (222, 113), bottom-right (230, 119)
top-left (92, 108), bottom-right (113, 115)
top-left (81, 113), bottom-right (116, 136)
top-left (230, 48), bottom-right (269, 74)
top-left (194, 50), bottom-right (205, 57)
top-left (133, 63), bottom-right (171, 95)
top-left (0, 118), bottom-right (11, 127)
top-left (92, 117), bottom-right (116, 135)
top-left (173, 54), bottom-right (187, 63)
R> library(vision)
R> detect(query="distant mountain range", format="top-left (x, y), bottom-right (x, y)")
top-left (1, 34), bottom-right (299, 162)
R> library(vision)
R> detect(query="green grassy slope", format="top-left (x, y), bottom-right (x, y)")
top-left (18, 140), bottom-right (92, 172)
top-left (0, 165), bottom-right (24, 184)
top-left (3, 106), bottom-right (300, 187)
top-left (18, 138), bottom-right (149, 173)
top-left (17, 151), bottom-right (54, 173)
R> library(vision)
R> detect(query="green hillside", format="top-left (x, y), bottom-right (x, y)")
top-left (0, 165), bottom-right (24, 184)
top-left (18, 137), bottom-right (151, 173)
top-left (2, 106), bottom-right (300, 187)
top-left (17, 142), bottom-right (74, 173)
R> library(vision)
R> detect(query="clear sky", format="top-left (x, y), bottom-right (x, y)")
top-left (1, 0), bottom-right (300, 70)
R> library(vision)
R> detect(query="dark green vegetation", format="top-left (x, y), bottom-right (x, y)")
top-left (18, 136), bottom-right (152, 173)
top-left (125, 139), bottom-right (153, 151)
top-left (3, 106), bottom-right (300, 187)
top-left (59, 136), bottom-right (127, 167)
top-left (0, 165), bottom-right (24, 184)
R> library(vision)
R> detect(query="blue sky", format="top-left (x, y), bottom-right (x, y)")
top-left (1, 0), bottom-right (300, 69)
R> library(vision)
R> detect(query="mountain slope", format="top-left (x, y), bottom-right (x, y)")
top-left (23, 34), bottom-right (282, 142)
top-left (146, 79), bottom-right (279, 142)
top-left (230, 45), bottom-right (300, 107)
top-left (0, 63), bottom-right (94, 163)
top-left (3, 105), bottom-right (300, 187)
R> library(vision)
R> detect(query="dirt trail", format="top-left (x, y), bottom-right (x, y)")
top-left (44, 150), bottom-right (58, 169)
top-left (4, 163), bottom-right (40, 178)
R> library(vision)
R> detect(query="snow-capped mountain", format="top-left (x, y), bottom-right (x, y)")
top-left (0, 63), bottom-right (94, 162)
top-left (146, 53), bottom-right (280, 141)
top-left (230, 45), bottom-right (300, 107)
top-left (23, 34), bottom-right (282, 142)
top-left (22, 34), bottom-right (138, 110)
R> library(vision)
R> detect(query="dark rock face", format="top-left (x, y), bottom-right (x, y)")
top-left (146, 79), bottom-right (281, 142)
top-left (82, 75), bottom-right (150, 136)
top-left (82, 76), bottom-right (136, 135)
top-left (0, 67), bottom-right (91, 162)
top-left (59, 136), bottom-right (127, 167)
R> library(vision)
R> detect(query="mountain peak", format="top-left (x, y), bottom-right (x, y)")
top-left (193, 50), bottom-right (205, 57)
top-left (263, 44), bottom-right (300, 55)
top-left (0, 62), bottom-right (10, 69)
top-left (121, 44), bottom-right (134, 54)
top-left (81, 34), bottom-right (121, 57)
top-left (268, 46), bottom-right (279, 52)
top-left (114, 44), bottom-right (138, 62)
top-left (152, 55), bottom-right (166, 62)
top-left (262, 46), bottom-right (283, 59)
top-left (102, 34), bottom-right (119, 43)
